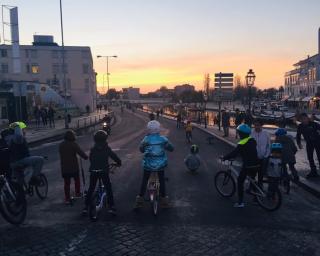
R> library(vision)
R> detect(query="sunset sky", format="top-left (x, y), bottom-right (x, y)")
top-left (3, 0), bottom-right (320, 93)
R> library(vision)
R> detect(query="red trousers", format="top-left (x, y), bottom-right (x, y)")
top-left (64, 176), bottom-right (80, 200)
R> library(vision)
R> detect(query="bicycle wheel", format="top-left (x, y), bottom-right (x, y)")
top-left (279, 177), bottom-right (290, 194)
top-left (214, 171), bottom-right (236, 197)
top-left (35, 174), bottom-right (48, 199)
top-left (0, 181), bottom-right (27, 225)
top-left (256, 183), bottom-right (282, 211)
top-left (89, 193), bottom-right (99, 221)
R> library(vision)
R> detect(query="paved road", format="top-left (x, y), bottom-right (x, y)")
top-left (1, 108), bottom-right (320, 256)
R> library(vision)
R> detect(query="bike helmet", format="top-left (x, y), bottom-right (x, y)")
top-left (236, 124), bottom-right (251, 135)
top-left (147, 120), bottom-right (160, 134)
top-left (9, 121), bottom-right (27, 130)
top-left (190, 144), bottom-right (199, 154)
top-left (275, 128), bottom-right (287, 136)
top-left (271, 143), bottom-right (283, 150)
top-left (94, 130), bottom-right (108, 143)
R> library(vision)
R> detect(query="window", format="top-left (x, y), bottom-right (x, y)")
top-left (1, 64), bottom-right (8, 73)
top-left (31, 64), bottom-right (39, 74)
top-left (30, 50), bottom-right (37, 58)
top-left (83, 64), bottom-right (89, 74)
top-left (26, 64), bottom-right (30, 73)
top-left (1, 49), bottom-right (8, 58)
top-left (52, 50), bottom-right (59, 58)
top-left (52, 64), bottom-right (60, 74)
top-left (84, 79), bottom-right (90, 92)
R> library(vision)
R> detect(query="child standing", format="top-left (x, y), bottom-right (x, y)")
top-left (266, 143), bottom-right (283, 194)
top-left (59, 130), bottom-right (88, 204)
top-left (82, 130), bottom-right (121, 216)
top-left (185, 121), bottom-right (193, 143)
top-left (184, 144), bottom-right (201, 173)
top-left (275, 128), bottom-right (299, 181)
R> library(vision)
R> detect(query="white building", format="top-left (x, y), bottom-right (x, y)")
top-left (0, 35), bottom-right (97, 112)
top-left (284, 28), bottom-right (320, 106)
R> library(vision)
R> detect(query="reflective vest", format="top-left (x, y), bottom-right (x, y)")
top-left (238, 136), bottom-right (251, 145)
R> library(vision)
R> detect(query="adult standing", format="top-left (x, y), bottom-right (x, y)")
top-left (235, 108), bottom-right (243, 139)
top-left (296, 113), bottom-right (320, 178)
top-left (40, 107), bottom-right (48, 127)
top-left (48, 106), bottom-right (56, 128)
top-left (221, 109), bottom-right (230, 137)
top-left (279, 112), bottom-right (286, 128)
top-left (251, 119), bottom-right (271, 186)
top-left (244, 109), bottom-right (253, 128)
top-left (176, 113), bottom-right (182, 128)
top-left (34, 106), bottom-right (41, 128)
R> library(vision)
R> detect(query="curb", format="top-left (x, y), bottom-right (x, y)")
top-left (139, 109), bottom-right (320, 199)
top-left (28, 113), bottom-right (117, 148)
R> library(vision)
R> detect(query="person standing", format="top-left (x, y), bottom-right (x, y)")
top-left (296, 113), bottom-right (320, 178)
top-left (222, 109), bottom-right (230, 137)
top-left (59, 130), bottom-right (88, 204)
top-left (176, 113), bottom-right (182, 128)
top-left (235, 109), bottom-right (243, 139)
top-left (244, 109), bottom-right (253, 128)
top-left (40, 107), bottom-right (48, 127)
top-left (34, 106), bottom-right (41, 128)
top-left (251, 119), bottom-right (271, 186)
top-left (48, 106), bottom-right (56, 128)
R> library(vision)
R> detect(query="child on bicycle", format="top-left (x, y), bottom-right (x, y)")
top-left (185, 121), bottom-right (193, 142)
top-left (82, 130), bottom-right (121, 215)
top-left (274, 128), bottom-right (299, 181)
top-left (59, 130), bottom-right (88, 205)
top-left (135, 120), bottom-right (174, 208)
top-left (184, 144), bottom-right (201, 173)
top-left (266, 143), bottom-right (283, 193)
top-left (222, 124), bottom-right (259, 208)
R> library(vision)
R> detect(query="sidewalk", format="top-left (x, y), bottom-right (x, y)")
top-left (25, 111), bottom-right (109, 145)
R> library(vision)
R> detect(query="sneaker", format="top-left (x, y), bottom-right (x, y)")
top-left (134, 195), bottom-right (144, 208)
top-left (73, 193), bottom-right (82, 199)
top-left (82, 206), bottom-right (88, 216)
top-left (306, 172), bottom-right (319, 178)
top-left (233, 202), bottom-right (245, 208)
top-left (108, 206), bottom-right (117, 215)
top-left (160, 196), bottom-right (170, 208)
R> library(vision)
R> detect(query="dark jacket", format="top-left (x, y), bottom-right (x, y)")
top-left (296, 121), bottom-right (320, 145)
top-left (235, 113), bottom-right (243, 126)
top-left (89, 142), bottom-right (121, 172)
top-left (223, 137), bottom-right (259, 168)
top-left (9, 127), bottom-right (29, 163)
top-left (59, 132), bottom-right (88, 178)
top-left (222, 112), bottom-right (230, 127)
top-left (275, 135), bottom-right (297, 164)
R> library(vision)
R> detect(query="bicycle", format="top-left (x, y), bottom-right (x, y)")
top-left (147, 172), bottom-right (161, 216)
top-left (279, 166), bottom-right (290, 195)
top-left (215, 159), bottom-right (282, 211)
top-left (13, 157), bottom-right (49, 200)
top-left (0, 172), bottom-right (27, 225)
top-left (88, 164), bottom-right (118, 221)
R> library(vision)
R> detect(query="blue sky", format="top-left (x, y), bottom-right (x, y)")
top-left (2, 0), bottom-right (320, 92)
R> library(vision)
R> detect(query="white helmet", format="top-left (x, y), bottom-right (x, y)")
top-left (147, 120), bottom-right (161, 134)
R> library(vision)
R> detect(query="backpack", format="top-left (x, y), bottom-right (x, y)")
top-left (267, 157), bottom-right (282, 178)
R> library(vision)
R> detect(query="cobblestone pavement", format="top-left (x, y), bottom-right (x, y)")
top-left (1, 109), bottom-right (320, 256)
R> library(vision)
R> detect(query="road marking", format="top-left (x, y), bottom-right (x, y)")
top-left (59, 229), bottom-right (88, 256)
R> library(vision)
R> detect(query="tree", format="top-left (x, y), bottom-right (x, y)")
top-left (106, 89), bottom-right (119, 100)
top-left (203, 73), bottom-right (210, 97)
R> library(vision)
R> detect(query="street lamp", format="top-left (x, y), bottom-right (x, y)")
top-left (59, 0), bottom-right (68, 128)
top-left (246, 69), bottom-right (256, 114)
top-left (97, 55), bottom-right (118, 101)
top-left (203, 93), bottom-right (208, 128)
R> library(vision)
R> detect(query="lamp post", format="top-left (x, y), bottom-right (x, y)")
top-left (246, 69), bottom-right (256, 115)
top-left (97, 55), bottom-right (118, 102)
top-left (203, 93), bottom-right (208, 128)
top-left (59, 0), bottom-right (68, 128)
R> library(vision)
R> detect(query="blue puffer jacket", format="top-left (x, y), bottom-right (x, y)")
top-left (140, 134), bottom-right (174, 171)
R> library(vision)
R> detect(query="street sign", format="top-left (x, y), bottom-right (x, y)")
top-left (214, 78), bottom-right (233, 83)
top-left (214, 73), bottom-right (233, 77)
top-left (214, 72), bottom-right (234, 101)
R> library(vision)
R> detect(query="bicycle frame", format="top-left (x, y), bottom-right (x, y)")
top-left (147, 172), bottom-right (160, 202)
top-left (0, 175), bottom-right (17, 201)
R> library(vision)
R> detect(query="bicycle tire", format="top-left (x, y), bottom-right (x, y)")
top-left (256, 184), bottom-right (282, 211)
top-left (0, 181), bottom-right (27, 225)
top-left (35, 174), bottom-right (48, 200)
top-left (214, 171), bottom-right (236, 198)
